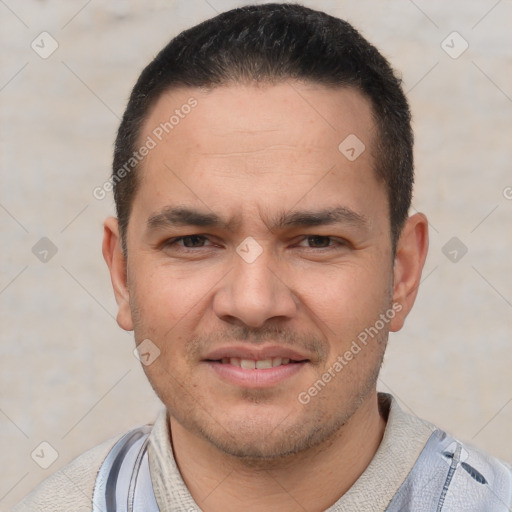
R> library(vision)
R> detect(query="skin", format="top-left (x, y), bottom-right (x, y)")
top-left (103, 81), bottom-right (428, 511)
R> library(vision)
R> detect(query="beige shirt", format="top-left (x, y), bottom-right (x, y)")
top-left (148, 393), bottom-right (435, 511)
top-left (12, 393), bottom-right (436, 511)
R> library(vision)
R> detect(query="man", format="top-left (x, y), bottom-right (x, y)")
top-left (13, 3), bottom-right (511, 511)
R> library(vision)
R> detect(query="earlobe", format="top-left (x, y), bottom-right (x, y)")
top-left (102, 217), bottom-right (134, 331)
top-left (389, 213), bottom-right (429, 332)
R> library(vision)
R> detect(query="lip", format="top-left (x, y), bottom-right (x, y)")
top-left (205, 360), bottom-right (308, 388)
top-left (202, 344), bottom-right (311, 388)
top-left (203, 345), bottom-right (310, 362)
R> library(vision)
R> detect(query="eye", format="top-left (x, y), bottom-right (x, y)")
top-left (165, 235), bottom-right (213, 249)
top-left (297, 235), bottom-right (343, 249)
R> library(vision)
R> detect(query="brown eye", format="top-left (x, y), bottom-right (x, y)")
top-left (295, 236), bottom-right (347, 252)
top-left (181, 235), bottom-right (207, 247)
top-left (163, 235), bottom-right (213, 250)
top-left (306, 236), bottom-right (332, 248)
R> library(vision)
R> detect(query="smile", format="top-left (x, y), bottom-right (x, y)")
top-left (206, 357), bottom-right (308, 388)
top-left (219, 357), bottom-right (294, 369)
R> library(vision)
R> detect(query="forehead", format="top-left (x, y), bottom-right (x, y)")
top-left (141, 81), bottom-right (376, 159)
top-left (132, 81), bottom-right (385, 232)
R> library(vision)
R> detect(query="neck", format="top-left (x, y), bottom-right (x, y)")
top-left (169, 391), bottom-right (387, 512)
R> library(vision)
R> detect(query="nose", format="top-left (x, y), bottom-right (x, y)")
top-left (212, 244), bottom-right (298, 328)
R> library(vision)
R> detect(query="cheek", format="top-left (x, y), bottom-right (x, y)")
top-left (130, 260), bottom-right (217, 324)
top-left (297, 261), bottom-right (390, 328)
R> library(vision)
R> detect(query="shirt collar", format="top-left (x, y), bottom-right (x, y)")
top-left (148, 392), bottom-right (436, 511)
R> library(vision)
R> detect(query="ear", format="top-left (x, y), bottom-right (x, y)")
top-left (389, 213), bottom-right (429, 332)
top-left (102, 217), bottom-right (134, 331)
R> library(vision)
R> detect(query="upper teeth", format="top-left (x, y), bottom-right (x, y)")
top-left (221, 357), bottom-right (291, 369)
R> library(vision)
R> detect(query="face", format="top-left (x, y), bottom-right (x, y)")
top-left (105, 82), bottom-right (422, 460)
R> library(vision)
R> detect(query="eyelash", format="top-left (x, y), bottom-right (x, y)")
top-left (163, 235), bottom-right (346, 251)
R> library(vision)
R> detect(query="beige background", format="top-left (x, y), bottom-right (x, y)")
top-left (1, 0), bottom-right (511, 508)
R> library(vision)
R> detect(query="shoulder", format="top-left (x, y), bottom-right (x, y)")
top-left (10, 433), bottom-right (123, 512)
top-left (444, 438), bottom-right (512, 510)
top-left (380, 394), bottom-right (512, 510)
top-left (388, 426), bottom-right (512, 511)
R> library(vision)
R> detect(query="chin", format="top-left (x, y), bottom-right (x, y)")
top-left (204, 426), bottom-right (318, 462)
top-left (191, 405), bottom-right (348, 465)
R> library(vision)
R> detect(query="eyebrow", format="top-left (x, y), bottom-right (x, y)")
top-left (146, 206), bottom-right (369, 232)
top-left (147, 207), bottom-right (228, 230)
top-left (273, 207), bottom-right (369, 231)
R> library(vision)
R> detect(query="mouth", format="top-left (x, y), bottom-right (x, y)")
top-left (210, 356), bottom-right (305, 369)
top-left (203, 347), bottom-right (310, 388)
